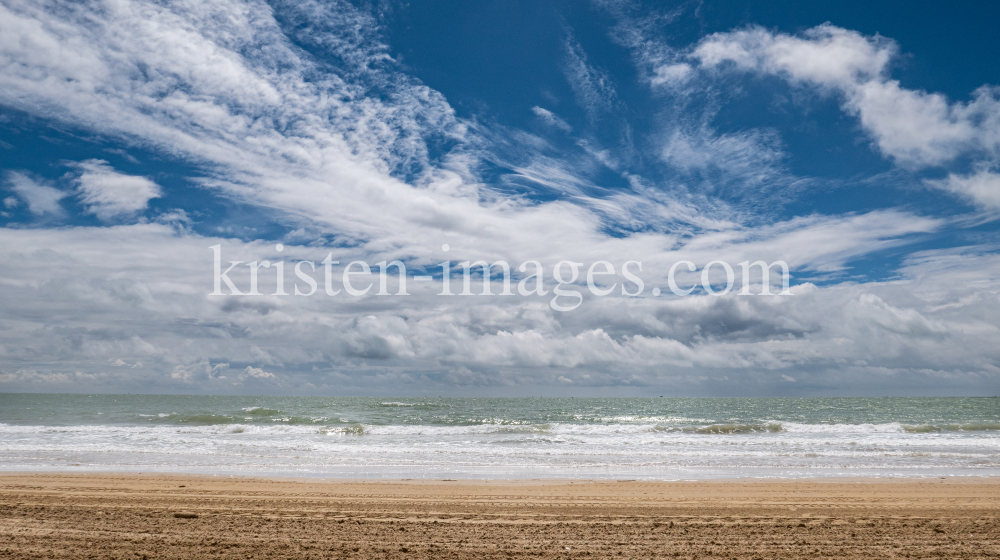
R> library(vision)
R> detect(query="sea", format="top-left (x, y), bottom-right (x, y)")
top-left (1, 394), bottom-right (997, 479)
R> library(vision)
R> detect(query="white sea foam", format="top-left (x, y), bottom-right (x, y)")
top-left (2, 396), bottom-right (998, 478)
top-left (0, 419), bottom-right (997, 479)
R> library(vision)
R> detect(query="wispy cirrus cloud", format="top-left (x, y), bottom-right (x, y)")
top-left (562, 31), bottom-right (620, 122)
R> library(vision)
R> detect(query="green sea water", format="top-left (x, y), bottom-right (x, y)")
top-left (1, 394), bottom-right (997, 479)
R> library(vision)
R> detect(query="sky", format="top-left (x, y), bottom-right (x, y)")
top-left (1, 0), bottom-right (999, 396)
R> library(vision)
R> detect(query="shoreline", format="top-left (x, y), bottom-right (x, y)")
top-left (2, 472), bottom-right (997, 559)
top-left (2, 470), bottom-right (999, 483)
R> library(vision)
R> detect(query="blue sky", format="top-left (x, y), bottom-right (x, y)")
top-left (1, 0), bottom-right (999, 396)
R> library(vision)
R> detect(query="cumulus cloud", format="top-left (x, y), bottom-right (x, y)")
top-left (693, 24), bottom-right (894, 86)
top-left (72, 160), bottom-right (161, 220)
top-left (242, 366), bottom-right (275, 380)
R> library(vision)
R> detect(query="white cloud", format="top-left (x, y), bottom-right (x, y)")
top-left (693, 24), bottom-right (893, 87)
top-left (0, 2), bottom-right (996, 395)
top-left (531, 106), bottom-right (572, 132)
top-left (926, 170), bottom-right (1000, 211)
top-left (651, 63), bottom-right (692, 86)
top-left (563, 32), bottom-right (619, 120)
top-left (692, 24), bottom-right (1000, 169)
top-left (590, 7), bottom-right (807, 213)
top-left (0, 0), bottom-right (752, 274)
top-left (0, 218), bottom-right (992, 395)
top-left (73, 159), bottom-right (161, 220)
top-left (242, 366), bottom-right (275, 379)
top-left (0, 0), bottom-right (631, 264)
top-left (600, 11), bottom-right (1000, 216)
top-left (4, 171), bottom-right (66, 216)
top-left (659, 126), bottom-right (791, 205)
top-left (597, 0), bottom-right (687, 89)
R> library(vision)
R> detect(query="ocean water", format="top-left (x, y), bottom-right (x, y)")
top-left (0, 394), bottom-right (997, 479)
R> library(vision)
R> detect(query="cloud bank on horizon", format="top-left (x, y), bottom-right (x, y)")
top-left (0, 0), bottom-right (998, 395)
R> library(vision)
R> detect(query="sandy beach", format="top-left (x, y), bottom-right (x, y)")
top-left (1, 474), bottom-right (997, 559)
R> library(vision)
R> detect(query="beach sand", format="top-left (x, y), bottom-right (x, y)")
top-left (1, 473), bottom-right (997, 559)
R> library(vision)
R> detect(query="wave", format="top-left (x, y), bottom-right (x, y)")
top-left (692, 423), bottom-right (783, 434)
top-left (902, 422), bottom-right (1000, 433)
top-left (319, 424), bottom-right (365, 435)
top-left (135, 413), bottom-right (335, 426)
top-left (646, 423), bottom-right (783, 434)
top-left (241, 407), bottom-right (283, 416)
top-left (1, 419), bottom-right (997, 437)
top-left (375, 401), bottom-right (444, 410)
top-left (779, 422), bottom-right (1000, 434)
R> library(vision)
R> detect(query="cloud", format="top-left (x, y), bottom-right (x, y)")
top-left (0, 0), bottom-right (635, 263)
top-left (0, 220), bottom-right (993, 395)
top-left (563, 32), bottom-right (619, 120)
top-left (585, 6), bottom-right (809, 214)
top-left (651, 63), bottom-right (692, 86)
top-left (596, 0), bottom-right (687, 88)
top-left (0, 0), bottom-right (771, 270)
top-left (693, 24), bottom-right (894, 86)
top-left (242, 366), bottom-right (275, 380)
top-left (72, 159), bottom-right (161, 220)
top-left (0, 2), bottom-right (996, 395)
top-left (691, 24), bottom-right (1000, 168)
top-left (531, 106), bottom-right (572, 132)
top-left (601, 10), bottom-right (1000, 217)
top-left (926, 170), bottom-right (1000, 211)
top-left (658, 126), bottom-right (794, 208)
top-left (4, 171), bottom-right (66, 216)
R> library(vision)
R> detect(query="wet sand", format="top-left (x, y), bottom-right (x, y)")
top-left (1, 473), bottom-right (997, 559)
